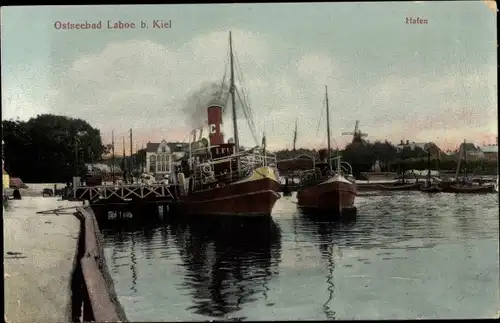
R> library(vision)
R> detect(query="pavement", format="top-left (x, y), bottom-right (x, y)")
top-left (3, 197), bottom-right (81, 323)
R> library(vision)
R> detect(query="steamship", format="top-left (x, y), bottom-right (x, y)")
top-left (296, 87), bottom-right (357, 215)
top-left (175, 32), bottom-right (281, 216)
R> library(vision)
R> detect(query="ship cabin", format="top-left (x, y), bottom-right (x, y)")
top-left (289, 149), bottom-right (347, 186)
top-left (209, 143), bottom-right (238, 181)
top-left (188, 140), bottom-right (241, 191)
top-left (316, 149), bottom-right (331, 176)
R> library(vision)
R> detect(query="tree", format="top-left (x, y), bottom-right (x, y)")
top-left (2, 114), bottom-right (107, 183)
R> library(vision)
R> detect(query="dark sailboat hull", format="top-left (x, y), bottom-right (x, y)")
top-left (442, 184), bottom-right (496, 194)
top-left (420, 184), bottom-right (442, 193)
top-left (379, 182), bottom-right (420, 191)
top-left (297, 176), bottom-right (357, 214)
top-left (180, 170), bottom-right (282, 216)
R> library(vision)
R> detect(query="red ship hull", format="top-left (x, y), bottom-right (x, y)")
top-left (297, 176), bottom-right (357, 214)
top-left (180, 177), bottom-right (282, 216)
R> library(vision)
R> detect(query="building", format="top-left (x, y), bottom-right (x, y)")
top-left (479, 145), bottom-right (498, 161)
top-left (142, 140), bottom-right (189, 176)
top-left (2, 168), bottom-right (9, 190)
top-left (396, 140), bottom-right (444, 158)
top-left (457, 142), bottom-right (484, 160)
top-left (2, 140), bottom-right (9, 189)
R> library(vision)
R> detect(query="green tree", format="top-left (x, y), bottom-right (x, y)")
top-left (2, 114), bottom-right (107, 183)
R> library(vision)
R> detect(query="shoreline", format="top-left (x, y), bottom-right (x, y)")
top-left (3, 197), bottom-right (127, 323)
top-left (3, 197), bottom-right (80, 323)
top-left (73, 206), bottom-right (128, 322)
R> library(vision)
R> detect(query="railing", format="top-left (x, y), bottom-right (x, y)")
top-left (340, 161), bottom-right (353, 175)
top-left (188, 147), bottom-right (279, 192)
top-left (73, 183), bottom-right (176, 201)
top-left (285, 157), bottom-right (355, 186)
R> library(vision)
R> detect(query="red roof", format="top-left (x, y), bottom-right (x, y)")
top-left (10, 177), bottom-right (27, 189)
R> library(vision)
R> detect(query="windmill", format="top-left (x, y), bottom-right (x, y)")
top-left (341, 120), bottom-right (368, 144)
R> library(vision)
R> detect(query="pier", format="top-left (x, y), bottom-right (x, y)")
top-left (4, 198), bottom-right (84, 323)
top-left (73, 183), bottom-right (179, 204)
top-left (68, 182), bottom-right (183, 224)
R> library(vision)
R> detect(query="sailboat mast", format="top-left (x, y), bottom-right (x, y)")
top-left (325, 85), bottom-right (332, 172)
top-left (122, 136), bottom-right (126, 183)
top-left (111, 130), bottom-right (115, 184)
top-left (229, 31), bottom-right (240, 170)
top-left (454, 143), bottom-right (462, 182)
top-left (463, 139), bottom-right (467, 183)
top-left (427, 150), bottom-right (431, 185)
top-left (293, 119), bottom-right (298, 151)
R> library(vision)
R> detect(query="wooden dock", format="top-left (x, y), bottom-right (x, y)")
top-left (73, 183), bottom-right (179, 204)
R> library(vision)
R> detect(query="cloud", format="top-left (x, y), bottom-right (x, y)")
top-left (44, 29), bottom-right (291, 148)
top-left (1, 63), bottom-right (55, 121)
top-left (360, 65), bottom-right (497, 146)
top-left (296, 53), bottom-right (339, 87)
top-left (2, 27), bottom-right (496, 152)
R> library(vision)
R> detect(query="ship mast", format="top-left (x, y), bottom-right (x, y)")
top-left (111, 130), bottom-right (115, 184)
top-left (229, 31), bottom-right (240, 171)
top-left (325, 85), bottom-right (332, 172)
top-left (463, 139), bottom-right (467, 183)
top-left (293, 118), bottom-right (298, 151)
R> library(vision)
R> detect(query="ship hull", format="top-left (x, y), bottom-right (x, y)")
top-left (297, 175), bottom-right (357, 214)
top-left (444, 184), bottom-right (496, 194)
top-left (379, 182), bottom-right (420, 191)
top-left (180, 167), bottom-right (281, 216)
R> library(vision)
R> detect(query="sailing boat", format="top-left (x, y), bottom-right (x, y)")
top-left (176, 31), bottom-right (282, 216)
top-left (419, 150), bottom-right (442, 192)
top-left (441, 140), bottom-right (496, 193)
top-left (296, 86), bottom-right (357, 215)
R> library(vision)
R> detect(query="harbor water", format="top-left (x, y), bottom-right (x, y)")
top-left (100, 191), bottom-right (499, 320)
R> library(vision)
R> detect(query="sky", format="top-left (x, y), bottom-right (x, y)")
top-left (1, 2), bottom-right (497, 152)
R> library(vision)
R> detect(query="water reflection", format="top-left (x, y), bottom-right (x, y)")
top-left (296, 211), bottom-right (357, 320)
top-left (130, 233), bottom-right (138, 294)
top-left (99, 192), bottom-right (499, 321)
top-left (169, 216), bottom-right (282, 320)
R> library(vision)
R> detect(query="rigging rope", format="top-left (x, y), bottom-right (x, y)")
top-left (233, 50), bottom-right (259, 146)
top-left (236, 88), bottom-right (260, 145)
top-left (235, 54), bottom-right (258, 133)
top-left (235, 54), bottom-right (258, 139)
top-left (316, 97), bottom-right (326, 137)
top-left (218, 46), bottom-right (230, 101)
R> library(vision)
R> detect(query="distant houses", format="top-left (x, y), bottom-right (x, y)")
top-left (453, 142), bottom-right (498, 161)
top-left (395, 139), bottom-right (497, 162)
top-left (478, 144), bottom-right (498, 161)
top-left (395, 140), bottom-right (444, 158)
top-left (457, 142), bottom-right (484, 160)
